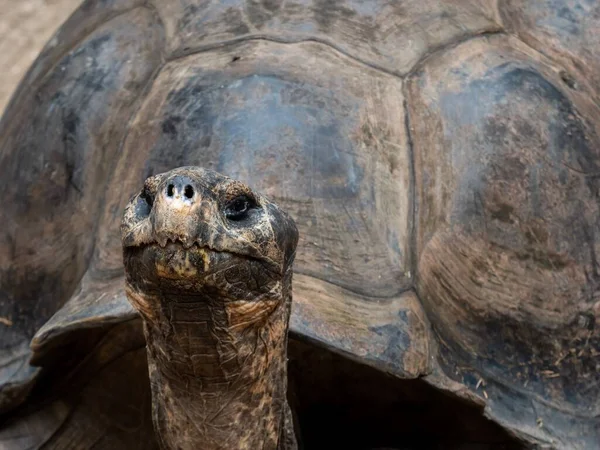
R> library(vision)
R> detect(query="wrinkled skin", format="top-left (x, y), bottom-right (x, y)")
top-left (121, 167), bottom-right (298, 450)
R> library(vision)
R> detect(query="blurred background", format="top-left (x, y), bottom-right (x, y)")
top-left (0, 0), bottom-right (81, 115)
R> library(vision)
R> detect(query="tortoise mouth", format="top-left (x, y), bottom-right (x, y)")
top-left (122, 218), bottom-right (282, 270)
top-left (142, 235), bottom-right (218, 251)
top-left (123, 239), bottom-right (229, 283)
top-left (123, 236), bottom-right (281, 293)
top-left (126, 236), bottom-right (262, 267)
top-left (121, 219), bottom-right (212, 250)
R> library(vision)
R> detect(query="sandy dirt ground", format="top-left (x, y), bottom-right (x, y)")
top-left (0, 0), bottom-right (82, 116)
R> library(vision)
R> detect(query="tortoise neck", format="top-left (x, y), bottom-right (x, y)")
top-left (132, 280), bottom-right (293, 450)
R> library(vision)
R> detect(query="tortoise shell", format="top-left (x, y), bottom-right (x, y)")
top-left (0, 0), bottom-right (598, 448)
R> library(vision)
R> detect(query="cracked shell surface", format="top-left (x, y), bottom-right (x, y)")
top-left (0, 0), bottom-right (599, 449)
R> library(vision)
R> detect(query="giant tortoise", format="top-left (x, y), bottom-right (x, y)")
top-left (1, 0), bottom-right (599, 449)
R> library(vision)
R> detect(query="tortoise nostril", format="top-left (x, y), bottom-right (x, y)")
top-left (167, 184), bottom-right (175, 197)
top-left (164, 176), bottom-right (196, 202)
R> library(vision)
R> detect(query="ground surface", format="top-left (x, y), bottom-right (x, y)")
top-left (0, 0), bottom-right (81, 115)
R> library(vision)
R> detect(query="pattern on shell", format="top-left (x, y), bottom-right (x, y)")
top-left (0, 0), bottom-right (599, 448)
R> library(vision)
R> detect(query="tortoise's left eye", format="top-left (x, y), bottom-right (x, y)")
top-left (224, 195), bottom-right (256, 221)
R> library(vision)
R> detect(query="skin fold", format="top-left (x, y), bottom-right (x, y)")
top-left (121, 167), bottom-right (298, 450)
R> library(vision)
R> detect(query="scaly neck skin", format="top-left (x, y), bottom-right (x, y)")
top-left (128, 279), bottom-right (292, 450)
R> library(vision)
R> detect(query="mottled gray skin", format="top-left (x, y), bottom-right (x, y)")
top-left (121, 167), bottom-right (298, 450)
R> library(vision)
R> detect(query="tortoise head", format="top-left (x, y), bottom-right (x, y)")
top-left (121, 166), bottom-right (298, 300)
top-left (120, 167), bottom-right (299, 449)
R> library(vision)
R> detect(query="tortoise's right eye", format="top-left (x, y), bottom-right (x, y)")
top-left (141, 187), bottom-right (154, 208)
top-left (133, 190), bottom-right (152, 219)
